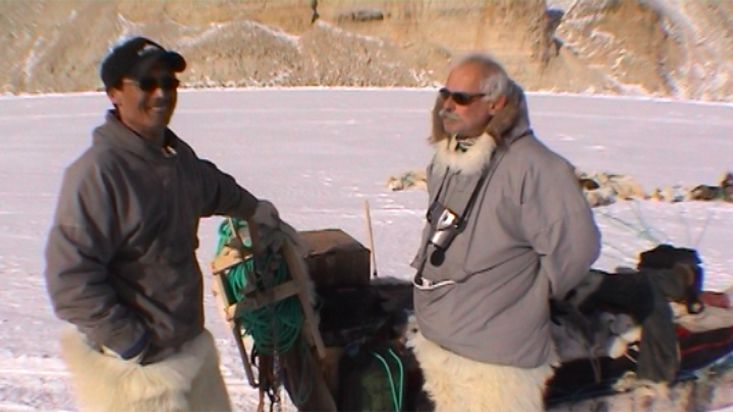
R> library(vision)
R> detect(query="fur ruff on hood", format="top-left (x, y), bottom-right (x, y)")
top-left (433, 133), bottom-right (497, 176)
top-left (429, 80), bottom-right (531, 175)
top-left (409, 331), bottom-right (554, 412)
top-left (60, 327), bottom-right (231, 412)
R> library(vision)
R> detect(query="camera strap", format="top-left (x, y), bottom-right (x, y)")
top-left (428, 166), bottom-right (451, 211)
top-left (414, 146), bottom-right (508, 286)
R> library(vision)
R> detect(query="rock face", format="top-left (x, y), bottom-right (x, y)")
top-left (2, 0), bottom-right (731, 101)
top-left (555, 0), bottom-right (733, 101)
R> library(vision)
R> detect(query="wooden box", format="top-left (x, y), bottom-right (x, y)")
top-left (299, 229), bottom-right (371, 288)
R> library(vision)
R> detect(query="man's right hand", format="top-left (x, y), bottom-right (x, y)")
top-left (101, 344), bottom-right (146, 363)
top-left (251, 200), bottom-right (308, 259)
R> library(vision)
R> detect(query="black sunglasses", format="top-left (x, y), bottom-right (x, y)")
top-left (439, 87), bottom-right (486, 106)
top-left (125, 75), bottom-right (180, 92)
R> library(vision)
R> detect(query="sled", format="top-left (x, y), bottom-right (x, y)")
top-left (547, 320), bottom-right (733, 410)
top-left (213, 228), bottom-right (733, 411)
top-left (315, 279), bottom-right (733, 411)
top-left (210, 219), bottom-right (337, 411)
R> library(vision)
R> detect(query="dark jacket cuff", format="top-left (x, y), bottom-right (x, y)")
top-left (117, 329), bottom-right (150, 360)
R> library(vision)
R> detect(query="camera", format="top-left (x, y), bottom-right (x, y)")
top-left (426, 201), bottom-right (462, 252)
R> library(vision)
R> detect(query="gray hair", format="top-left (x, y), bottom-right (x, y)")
top-left (451, 53), bottom-right (510, 102)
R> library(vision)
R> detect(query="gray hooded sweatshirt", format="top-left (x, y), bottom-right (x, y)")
top-left (412, 95), bottom-right (601, 368)
top-left (45, 111), bottom-right (258, 362)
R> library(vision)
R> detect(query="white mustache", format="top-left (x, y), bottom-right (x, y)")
top-left (439, 109), bottom-right (460, 121)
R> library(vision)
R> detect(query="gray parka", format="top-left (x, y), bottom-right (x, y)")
top-left (412, 90), bottom-right (601, 368)
top-left (45, 111), bottom-right (258, 362)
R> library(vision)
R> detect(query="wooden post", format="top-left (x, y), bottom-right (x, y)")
top-left (364, 200), bottom-right (378, 278)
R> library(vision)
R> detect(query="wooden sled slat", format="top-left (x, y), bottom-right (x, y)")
top-left (227, 280), bottom-right (300, 319)
top-left (280, 330), bottom-right (338, 411)
top-left (211, 269), bottom-right (258, 387)
top-left (211, 245), bottom-right (246, 274)
top-left (282, 241), bottom-right (327, 360)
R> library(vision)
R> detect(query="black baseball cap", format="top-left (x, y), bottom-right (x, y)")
top-left (100, 37), bottom-right (186, 90)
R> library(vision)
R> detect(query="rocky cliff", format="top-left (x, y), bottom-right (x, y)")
top-left (2, 0), bottom-right (731, 101)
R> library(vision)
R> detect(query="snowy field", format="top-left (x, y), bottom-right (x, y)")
top-left (0, 89), bottom-right (732, 411)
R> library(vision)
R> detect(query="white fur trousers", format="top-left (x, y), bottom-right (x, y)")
top-left (60, 328), bottom-right (231, 412)
top-left (410, 332), bottom-right (553, 412)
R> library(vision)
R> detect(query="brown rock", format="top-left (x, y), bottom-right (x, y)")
top-left (1, 0), bottom-right (731, 100)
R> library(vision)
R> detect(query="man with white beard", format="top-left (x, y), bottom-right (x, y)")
top-left (410, 54), bottom-right (601, 411)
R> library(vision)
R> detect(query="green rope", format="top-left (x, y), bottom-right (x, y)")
top-left (388, 348), bottom-right (404, 410)
top-left (215, 218), bottom-right (303, 355)
top-left (372, 348), bottom-right (404, 412)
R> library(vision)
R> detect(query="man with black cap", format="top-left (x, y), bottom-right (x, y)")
top-left (44, 36), bottom-right (296, 411)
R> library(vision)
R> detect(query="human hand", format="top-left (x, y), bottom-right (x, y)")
top-left (98, 330), bottom-right (149, 364)
top-left (251, 200), bottom-right (308, 260)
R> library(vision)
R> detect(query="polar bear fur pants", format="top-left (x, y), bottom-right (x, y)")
top-left (410, 332), bottom-right (554, 412)
top-left (60, 328), bottom-right (231, 412)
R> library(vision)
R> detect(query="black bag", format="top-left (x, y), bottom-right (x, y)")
top-left (638, 244), bottom-right (704, 314)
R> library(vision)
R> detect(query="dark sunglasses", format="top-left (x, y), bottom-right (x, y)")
top-left (125, 75), bottom-right (180, 92)
top-left (439, 87), bottom-right (486, 106)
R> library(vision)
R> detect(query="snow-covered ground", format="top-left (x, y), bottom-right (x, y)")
top-left (0, 89), bottom-right (731, 411)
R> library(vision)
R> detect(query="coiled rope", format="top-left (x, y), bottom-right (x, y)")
top-left (215, 218), bottom-right (303, 355)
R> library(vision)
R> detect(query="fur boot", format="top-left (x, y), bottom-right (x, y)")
top-left (60, 328), bottom-right (231, 412)
top-left (409, 332), bottom-right (553, 412)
